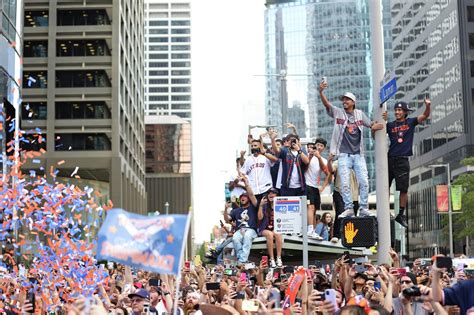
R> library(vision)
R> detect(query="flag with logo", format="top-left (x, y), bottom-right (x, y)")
top-left (97, 208), bottom-right (190, 275)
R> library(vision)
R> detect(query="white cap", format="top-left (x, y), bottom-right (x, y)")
top-left (339, 92), bottom-right (356, 102)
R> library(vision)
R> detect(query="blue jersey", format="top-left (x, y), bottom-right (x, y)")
top-left (387, 117), bottom-right (418, 157)
top-left (230, 204), bottom-right (258, 231)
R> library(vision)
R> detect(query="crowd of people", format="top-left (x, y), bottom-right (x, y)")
top-left (1, 251), bottom-right (473, 314)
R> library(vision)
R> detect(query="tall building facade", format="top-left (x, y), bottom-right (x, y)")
top-left (264, 0), bottom-right (392, 192)
top-left (144, 0), bottom-right (191, 119)
top-left (391, 0), bottom-right (474, 258)
top-left (143, 0), bottom-right (192, 254)
top-left (1, 0), bottom-right (22, 173)
top-left (21, 0), bottom-right (147, 213)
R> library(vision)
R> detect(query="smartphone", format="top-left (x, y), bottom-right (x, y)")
top-left (269, 288), bottom-right (281, 308)
top-left (273, 271), bottom-right (280, 279)
top-left (396, 268), bottom-right (407, 276)
top-left (149, 278), bottom-right (161, 287)
top-left (26, 291), bottom-right (35, 313)
top-left (242, 299), bottom-right (259, 312)
top-left (374, 281), bottom-right (382, 291)
top-left (261, 256), bottom-right (268, 266)
top-left (355, 265), bottom-right (367, 273)
top-left (233, 291), bottom-right (245, 299)
top-left (434, 256), bottom-right (453, 269)
top-left (321, 76), bottom-right (327, 84)
top-left (245, 262), bottom-right (256, 270)
top-left (240, 272), bottom-right (247, 282)
top-left (143, 302), bottom-right (150, 315)
top-left (315, 260), bottom-right (322, 268)
top-left (280, 274), bottom-right (288, 281)
top-left (343, 251), bottom-right (354, 265)
top-left (206, 282), bottom-right (221, 291)
top-left (107, 262), bottom-right (114, 270)
top-left (458, 263), bottom-right (465, 272)
top-left (325, 289), bottom-right (338, 311)
top-left (224, 268), bottom-right (233, 276)
top-left (184, 261), bottom-right (191, 269)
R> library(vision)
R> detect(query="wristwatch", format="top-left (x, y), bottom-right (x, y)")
top-left (298, 150), bottom-right (302, 154)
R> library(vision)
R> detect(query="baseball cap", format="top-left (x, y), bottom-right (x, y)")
top-left (128, 288), bottom-right (150, 300)
top-left (394, 101), bottom-right (414, 112)
top-left (355, 273), bottom-right (369, 281)
top-left (340, 92), bottom-right (357, 102)
top-left (268, 187), bottom-right (279, 195)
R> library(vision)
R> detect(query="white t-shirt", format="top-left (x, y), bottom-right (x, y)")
top-left (289, 150), bottom-right (301, 188)
top-left (240, 154), bottom-right (274, 195)
top-left (155, 300), bottom-right (167, 314)
top-left (276, 160), bottom-right (283, 189)
top-left (305, 155), bottom-right (328, 188)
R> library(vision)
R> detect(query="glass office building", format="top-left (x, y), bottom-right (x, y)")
top-left (264, 0), bottom-right (392, 192)
top-left (391, 0), bottom-right (474, 258)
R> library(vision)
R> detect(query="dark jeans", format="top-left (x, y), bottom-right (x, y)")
top-left (216, 237), bottom-right (233, 265)
top-left (333, 191), bottom-right (359, 239)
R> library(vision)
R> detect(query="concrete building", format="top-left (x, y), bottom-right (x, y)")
top-left (144, 0), bottom-right (191, 119)
top-left (391, 0), bottom-right (474, 258)
top-left (264, 0), bottom-right (392, 192)
top-left (0, 0), bottom-right (22, 173)
top-left (21, 0), bottom-right (147, 214)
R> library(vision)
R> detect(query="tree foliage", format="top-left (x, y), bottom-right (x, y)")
top-left (451, 157), bottom-right (474, 239)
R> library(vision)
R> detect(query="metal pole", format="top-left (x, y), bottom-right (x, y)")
top-left (165, 201), bottom-right (170, 215)
top-left (280, 72), bottom-right (287, 133)
top-left (447, 164), bottom-right (453, 257)
top-left (370, 0), bottom-right (391, 264)
top-left (301, 196), bottom-right (308, 269)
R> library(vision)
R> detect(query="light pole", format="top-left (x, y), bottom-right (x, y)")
top-left (429, 164), bottom-right (453, 257)
top-left (165, 201), bottom-right (170, 215)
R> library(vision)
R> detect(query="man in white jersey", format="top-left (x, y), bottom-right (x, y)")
top-left (240, 139), bottom-right (278, 202)
top-left (305, 138), bottom-right (328, 239)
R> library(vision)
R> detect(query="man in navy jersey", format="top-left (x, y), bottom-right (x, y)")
top-left (383, 99), bottom-right (430, 228)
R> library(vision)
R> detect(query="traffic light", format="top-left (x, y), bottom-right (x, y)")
top-left (341, 217), bottom-right (377, 248)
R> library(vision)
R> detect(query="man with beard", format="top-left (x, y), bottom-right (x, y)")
top-left (383, 99), bottom-right (430, 228)
top-left (240, 139), bottom-right (278, 202)
top-left (224, 176), bottom-right (258, 264)
top-left (319, 81), bottom-right (384, 217)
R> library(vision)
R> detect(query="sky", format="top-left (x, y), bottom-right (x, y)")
top-left (192, 0), bottom-right (266, 243)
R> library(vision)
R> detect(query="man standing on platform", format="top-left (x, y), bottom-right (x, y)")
top-left (383, 99), bottom-right (430, 228)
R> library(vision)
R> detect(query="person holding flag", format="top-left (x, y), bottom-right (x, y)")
top-left (383, 99), bottom-right (430, 228)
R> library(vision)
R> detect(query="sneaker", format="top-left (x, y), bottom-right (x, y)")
top-left (205, 249), bottom-right (218, 259)
top-left (276, 257), bottom-right (283, 268)
top-left (395, 213), bottom-right (408, 228)
top-left (309, 232), bottom-right (323, 240)
top-left (358, 209), bottom-right (374, 217)
top-left (330, 237), bottom-right (339, 243)
top-left (339, 209), bottom-right (355, 218)
top-left (269, 258), bottom-right (277, 268)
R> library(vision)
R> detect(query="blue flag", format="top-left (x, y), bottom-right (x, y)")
top-left (96, 208), bottom-right (189, 275)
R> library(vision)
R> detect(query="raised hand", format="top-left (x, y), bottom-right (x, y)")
top-left (344, 221), bottom-right (358, 244)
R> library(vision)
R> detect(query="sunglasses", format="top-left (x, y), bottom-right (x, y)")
top-left (400, 280), bottom-right (413, 284)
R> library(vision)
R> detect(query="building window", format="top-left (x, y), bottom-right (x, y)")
top-left (149, 87), bottom-right (169, 93)
top-left (171, 53), bottom-right (190, 59)
top-left (55, 133), bottom-right (111, 151)
top-left (23, 40), bottom-right (48, 57)
top-left (149, 78), bottom-right (169, 84)
top-left (468, 6), bottom-right (474, 22)
top-left (171, 70), bottom-right (190, 76)
top-left (149, 62), bottom-right (168, 67)
top-left (470, 34), bottom-right (474, 49)
top-left (57, 40), bottom-right (111, 56)
top-left (171, 87), bottom-right (190, 93)
top-left (56, 101), bottom-right (111, 119)
top-left (171, 37), bottom-right (190, 43)
top-left (171, 45), bottom-right (190, 51)
top-left (3, 0), bottom-right (19, 41)
top-left (149, 95), bottom-right (169, 101)
top-left (172, 62), bottom-right (190, 67)
top-left (149, 53), bottom-right (168, 59)
top-left (21, 134), bottom-right (46, 151)
top-left (56, 70), bottom-right (111, 88)
top-left (175, 112), bottom-right (191, 118)
top-left (57, 9), bottom-right (110, 26)
top-left (22, 102), bottom-right (47, 119)
top-left (471, 61), bottom-right (474, 77)
top-left (171, 20), bottom-right (190, 26)
top-left (171, 29), bottom-right (190, 34)
top-left (171, 78), bottom-right (191, 84)
top-left (150, 37), bottom-right (168, 43)
top-left (171, 95), bottom-right (190, 101)
top-left (24, 10), bottom-right (48, 27)
top-left (149, 20), bottom-right (168, 26)
top-left (149, 70), bottom-right (168, 76)
top-left (149, 29), bottom-right (168, 34)
top-left (23, 71), bottom-right (47, 88)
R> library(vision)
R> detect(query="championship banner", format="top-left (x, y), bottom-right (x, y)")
top-left (451, 185), bottom-right (462, 211)
top-left (283, 267), bottom-right (306, 315)
top-left (436, 185), bottom-right (449, 213)
top-left (97, 208), bottom-right (190, 275)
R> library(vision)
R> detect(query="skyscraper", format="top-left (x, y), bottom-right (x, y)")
top-left (144, 0), bottom-right (192, 216)
top-left (391, 0), bottom-right (474, 257)
top-left (145, 0), bottom-right (191, 119)
top-left (21, 0), bottom-right (147, 213)
top-left (264, 0), bottom-right (392, 191)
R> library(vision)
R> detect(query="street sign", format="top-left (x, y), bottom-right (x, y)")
top-left (274, 196), bottom-right (303, 234)
top-left (341, 217), bottom-right (377, 248)
top-left (379, 78), bottom-right (397, 105)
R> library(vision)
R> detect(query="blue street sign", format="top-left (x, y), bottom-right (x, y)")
top-left (380, 78), bottom-right (397, 104)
